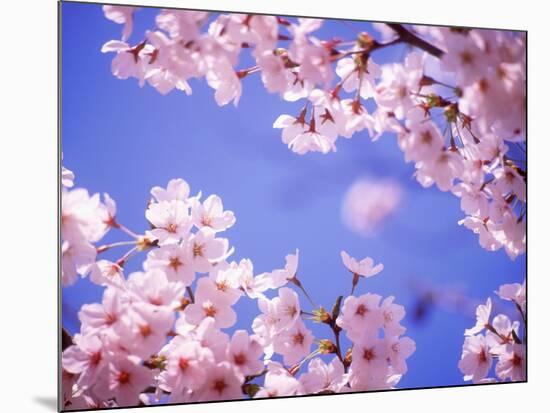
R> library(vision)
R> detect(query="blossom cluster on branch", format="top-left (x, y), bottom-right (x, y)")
top-left (101, 6), bottom-right (526, 260)
top-left (458, 279), bottom-right (526, 383)
top-left (61, 170), bottom-right (415, 409)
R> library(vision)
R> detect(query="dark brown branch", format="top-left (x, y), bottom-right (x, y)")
top-left (386, 23), bottom-right (444, 58)
top-left (62, 327), bottom-right (73, 351)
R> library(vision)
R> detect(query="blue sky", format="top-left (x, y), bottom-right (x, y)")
top-left (61, 1), bottom-right (526, 391)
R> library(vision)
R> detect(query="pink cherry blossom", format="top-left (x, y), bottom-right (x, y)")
top-left (272, 287), bottom-right (301, 331)
top-left (191, 194), bottom-right (236, 232)
top-left (145, 200), bottom-right (192, 245)
top-left (62, 188), bottom-right (108, 243)
top-left (273, 318), bottom-right (314, 365)
top-left (387, 336), bottom-right (416, 374)
top-left (337, 293), bottom-right (383, 341)
top-left (100, 40), bottom-right (152, 86)
top-left (192, 362), bottom-right (244, 401)
top-left (102, 5), bottom-right (139, 41)
top-left (255, 361), bottom-right (304, 398)
top-left (350, 335), bottom-right (389, 380)
top-left (341, 178), bottom-right (402, 237)
top-left (62, 334), bottom-right (106, 388)
top-left (465, 298), bottom-right (492, 336)
top-left (144, 244), bottom-right (195, 285)
top-left (458, 334), bottom-right (492, 383)
top-left (299, 357), bottom-right (348, 393)
top-left (335, 56), bottom-right (381, 99)
top-left (150, 178), bottom-right (191, 203)
top-left (380, 296), bottom-right (407, 337)
top-left (115, 302), bottom-right (175, 358)
top-left (126, 269), bottom-right (185, 309)
top-left (227, 330), bottom-right (264, 376)
top-left (375, 52), bottom-right (425, 119)
top-left (495, 280), bottom-right (526, 312)
top-left (184, 284), bottom-right (237, 329)
top-left (415, 149), bottom-right (465, 192)
top-left (186, 228), bottom-right (232, 273)
top-left (340, 250), bottom-right (384, 278)
top-left (206, 60), bottom-right (242, 106)
top-left (161, 338), bottom-right (214, 394)
top-left (94, 356), bottom-right (153, 407)
top-left (494, 343), bottom-right (526, 381)
top-left (62, 165), bottom-right (75, 188)
top-left (62, 241), bottom-right (96, 286)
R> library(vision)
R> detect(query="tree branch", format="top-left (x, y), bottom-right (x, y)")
top-left (386, 23), bottom-right (444, 58)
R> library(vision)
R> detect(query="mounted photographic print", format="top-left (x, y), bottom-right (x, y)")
top-left (59, 1), bottom-right (527, 410)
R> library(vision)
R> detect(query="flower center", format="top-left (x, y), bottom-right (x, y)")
top-left (355, 304), bottom-right (368, 316)
top-left (293, 332), bottom-right (305, 345)
top-left (139, 324), bottom-right (152, 337)
top-left (204, 303), bottom-right (217, 317)
top-left (90, 351), bottom-right (102, 366)
top-left (117, 371), bottom-right (130, 384)
top-left (193, 242), bottom-right (204, 258)
top-left (166, 223), bottom-right (178, 234)
top-left (363, 348), bottom-right (375, 361)
top-left (213, 379), bottom-right (227, 394)
top-left (234, 353), bottom-right (247, 365)
top-left (201, 216), bottom-right (213, 227)
top-left (169, 257), bottom-right (182, 271)
top-left (179, 357), bottom-right (190, 371)
top-left (420, 130), bottom-right (433, 144)
top-left (478, 350), bottom-right (487, 363)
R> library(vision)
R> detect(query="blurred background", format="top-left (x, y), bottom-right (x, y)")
top-left (61, 2), bottom-right (526, 390)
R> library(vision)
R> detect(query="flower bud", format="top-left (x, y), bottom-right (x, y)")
top-left (312, 307), bottom-right (332, 324)
top-left (318, 339), bottom-right (337, 354)
top-left (444, 103), bottom-right (459, 123)
top-left (242, 383), bottom-right (260, 398)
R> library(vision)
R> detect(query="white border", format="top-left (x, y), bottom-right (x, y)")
top-left (1, 0), bottom-right (546, 412)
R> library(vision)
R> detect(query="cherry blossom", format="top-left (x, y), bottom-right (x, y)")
top-left (458, 279), bottom-right (526, 384)
top-left (227, 330), bottom-right (264, 377)
top-left (102, 5), bottom-right (139, 41)
top-left (144, 244), bottom-right (195, 285)
top-left (336, 294), bottom-right (383, 341)
top-left (191, 194), bottom-right (235, 232)
top-left (464, 298), bottom-right (492, 336)
top-left (192, 362), bottom-right (244, 401)
top-left (494, 343), bottom-right (526, 382)
top-left (88, 260), bottom-right (124, 288)
top-left (186, 228), bottom-right (231, 273)
top-left (458, 334), bottom-right (493, 383)
top-left (61, 240), bottom-right (96, 286)
top-left (350, 335), bottom-right (389, 379)
top-left (255, 362), bottom-right (303, 398)
top-left (98, 8), bottom-right (525, 266)
top-left (341, 178), bottom-right (402, 237)
top-left (340, 250), bottom-right (384, 289)
top-left (387, 336), bottom-right (416, 374)
top-left (495, 280), bottom-right (526, 312)
top-left (161, 339), bottom-right (214, 394)
top-left (94, 356), bottom-right (153, 407)
top-left (273, 318), bottom-right (314, 365)
top-left (60, 8), bottom-right (528, 406)
top-left (299, 357), bottom-right (348, 393)
top-left (145, 200), bottom-right (191, 245)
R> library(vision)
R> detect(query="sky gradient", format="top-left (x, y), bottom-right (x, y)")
top-left (61, 1), bottom-right (526, 391)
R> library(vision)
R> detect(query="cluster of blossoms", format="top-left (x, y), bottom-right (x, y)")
top-left (61, 170), bottom-right (416, 409)
top-left (101, 7), bottom-right (525, 260)
top-left (341, 178), bottom-right (402, 237)
top-left (61, 163), bottom-right (117, 287)
top-left (458, 279), bottom-right (526, 383)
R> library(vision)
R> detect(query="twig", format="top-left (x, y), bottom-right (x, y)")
top-left (385, 23), bottom-right (444, 58)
